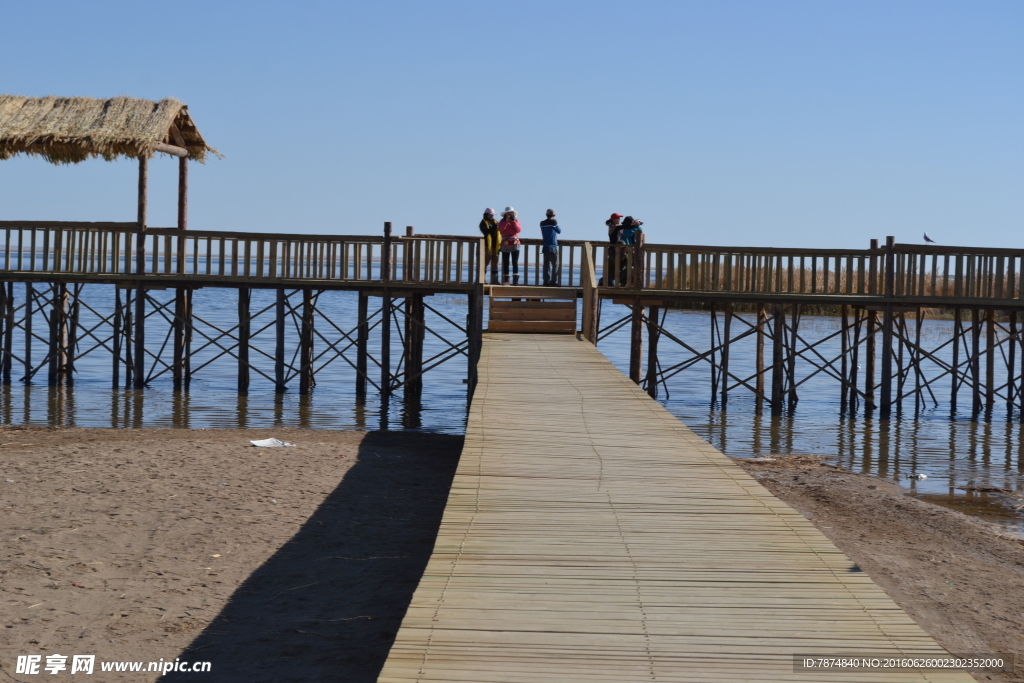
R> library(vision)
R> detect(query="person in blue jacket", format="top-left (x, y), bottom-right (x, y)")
top-left (540, 209), bottom-right (562, 286)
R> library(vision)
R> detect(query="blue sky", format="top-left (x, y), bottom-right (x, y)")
top-left (1, 0), bottom-right (1021, 248)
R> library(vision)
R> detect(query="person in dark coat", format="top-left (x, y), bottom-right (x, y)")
top-left (540, 209), bottom-right (562, 286)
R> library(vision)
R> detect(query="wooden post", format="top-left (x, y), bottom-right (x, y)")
top-left (134, 156), bottom-right (148, 389)
top-left (840, 305), bottom-right (849, 411)
top-left (65, 285), bottom-right (79, 382)
top-left (646, 306), bottom-right (660, 398)
top-left (985, 309), bottom-right (996, 408)
top-left (1008, 310), bottom-right (1017, 415)
top-left (771, 304), bottom-right (785, 415)
top-left (275, 287), bottom-right (286, 392)
top-left (404, 294), bottom-right (425, 401)
top-left (879, 236), bottom-right (895, 418)
top-left (788, 304), bottom-right (799, 408)
top-left (381, 223), bottom-right (392, 397)
top-left (895, 313), bottom-right (906, 414)
top-left (355, 291), bottom-right (368, 400)
top-left (971, 308), bottom-right (982, 414)
top-left (629, 299), bottom-right (643, 384)
top-left (951, 308), bottom-right (961, 413)
top-left (913, 308), bottom-right (923, 414)
top-left (467, 283), bottom-right (483, 398)
top-left (237, 287), bottom-right (250, 394)
top-left (47, 284), bottom-right (63, 386)
top-left (2, 282), bottom-right (12, 385)
top-left (299, 288), bottom-right (314, 394)
top-left (721, 303), bottom-right (732, 406)
top-left (178, 157), bottom-right (188, 231)
top-left (850, 307), bottom-right (862, 413)
top-left (173, 288), bottom-right (187, 391)
top-left (755, 304), bottom-right (766, 411)
top-left (24, 283), bottom-right (32, 380)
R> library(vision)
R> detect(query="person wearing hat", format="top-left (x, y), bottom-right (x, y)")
top-left (604, 213), bottom-right (624, 286)
top-left (540, 209), bottom-right (562, 286)
top-left (478, 208), bottom-right (500, 284)
top-left (617, 216), bottom-right (644, 286)
top-left (498, 207), bottom-right (522, 285)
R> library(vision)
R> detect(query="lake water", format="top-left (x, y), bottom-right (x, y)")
top-left (1, 285), bottom-right (1021, 535)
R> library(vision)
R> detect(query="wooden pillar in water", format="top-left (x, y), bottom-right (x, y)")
top-left (173, 288), bottom-right (187, 391)
top-left (24, 283), bottom-right (33, 380)
top-left (355, 291), bottom-right (368, 400)
top-left (275, 287), bottom-right (286, 392)
top-left (299, 288), bottom-right (314, 394)
top-left (755, 304), bottom-right (766, 410)
top-left (951, 308), bottom-right (961, 413)
top-left (787, 304), bottom-right (799, 409)
top-left (404, 294), bottom-right (425, 401)
top-left (381, 223), bottom-right (392, 398)
top-left (720, 303), bottom-right (732, 406)
top-left (1009, 310), bottom-right (1018, 415)
top-left (65, 285), bottom-right (79, 383)
top-left (879, 236), bottom-right (895, 418)
top-left (629, 298), bottom-right (643, 384)
top-left (895, 313), bottom-right (906, 414)
top-left (771, 304), bottom-right (785, 415)
top-left (133, 156), bottom-right (148, 389)
top-left (840, 305), bottom-right (849, 411)
top-left (0, 283), bottom-right (11, 385)
top-left (971, 308), bottom-right (982, 414)
top-left (237, 288), bottom-right (250, 394)
top-left (985, 309), bottom-right (996, 409)
top-left (646, 305), bottom-right (660, 399)
top-left (47, 283), bottom-right (66, 386)
top-left (467, 283), bottom-right (483, 398)
top-left (849, 307), bottom-right (862, 413)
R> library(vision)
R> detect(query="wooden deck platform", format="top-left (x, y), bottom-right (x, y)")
top-left (380, 334), bottom-right (970, 682)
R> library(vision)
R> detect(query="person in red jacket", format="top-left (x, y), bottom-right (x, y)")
top-left (498, 206), bottom-right (522, 285)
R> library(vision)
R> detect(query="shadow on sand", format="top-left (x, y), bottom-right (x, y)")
top-left (166, 431), bottom-right (462, 682)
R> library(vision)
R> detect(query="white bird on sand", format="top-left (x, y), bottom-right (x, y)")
top-left (923, 232), bottom-right (936, 243)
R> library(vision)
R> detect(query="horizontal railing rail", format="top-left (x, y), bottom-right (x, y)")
top-left (1, 222), bottom-right (1022, 301)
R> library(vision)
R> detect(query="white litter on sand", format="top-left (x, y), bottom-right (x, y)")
top-left (250, 438), bottom-right (295, 448)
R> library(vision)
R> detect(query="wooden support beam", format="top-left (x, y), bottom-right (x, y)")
top-left (133, 288), bottom-right (145, 389)
top-left (788, 304), bottom-right (799, 409)
top-left (173, 288), bottom-right (187, 391)
top-left (467, 284), bottom-right (483, 398)
top-left (771, 304), bottom-right (785, 415)
top-left (65, 285), bottom-right (79, 381)
top-left (237, 287), bottom-right (250, 394)
top-left (971, 308), bottom-right (982, 414)
top-left (755, 304), bottom-right (766, 413)
top-left (646, 306), bottom-right (660, 399)
top-left (275, 287), bottom-right (286, 392)
top-left (47, 284), bottom-right (64, 386)
top-left (849, 307), bottom-right (862, 413)
top-left (299, 288), bottom-right (314, 394)
top-left (404, 293), bottom-right (425, 401)
top-left (840, 305), bottom-right (849, 412)
top-left (381, 223), bottom-right (393, 397)
top-left (1007, 310), bottom-right (1017, 415)
top-left (879, 236), bottom-right (895, 418)
top-left (177, 156), bottom-right (188, 234)
top-left (24, 283), bottom-right (33, 379)
top-left (356, 291), bottom-right (368, 400)
top-left (2, 283), bottom-right (12, 385)
top-left (721, 303), bottom-right (732, 406)
top-left (985, 309), bottom-right (996, 408)
top-left (709, 305), bottom-right (718, 399)
top-left (154, 142), bottom-right (187, 157)
top-left (951, 308), bottom-right (961, 414)
top-left (629, 298), bottom-right (643, 384)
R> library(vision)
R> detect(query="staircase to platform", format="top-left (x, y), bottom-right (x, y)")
top-left (485, 286), bottom-right (578, 334)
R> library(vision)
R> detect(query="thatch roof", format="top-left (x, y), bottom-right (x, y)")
top-left (0, 96), bottom-right (220, 165)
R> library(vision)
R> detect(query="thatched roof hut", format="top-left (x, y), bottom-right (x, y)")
top-left (0, 96), bottom-right (219, 165)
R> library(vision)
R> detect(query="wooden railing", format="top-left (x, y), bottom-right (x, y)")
top-left (597, 241), bottom-right (1024, 302)
top-left (2, 222), bottom-right (1023, 302)
top-left (0, 222), bottom-right (483, 286)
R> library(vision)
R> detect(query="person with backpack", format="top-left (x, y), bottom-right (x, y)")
top-left (479, 208), bottom-right (500, 284)
top-left (603, 213), bottom-right (623, 286)
top-left (498, 207), bottom-right (522, 285)
top-left (539, 209), bottom-right (562, 286)
top-left (617, 216), bottom-right (644, 286)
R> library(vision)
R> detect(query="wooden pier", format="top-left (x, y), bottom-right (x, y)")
top-left (378, 334), bottom-right (972, 682)
top-left (0, 220), bottom-right (1022, 420)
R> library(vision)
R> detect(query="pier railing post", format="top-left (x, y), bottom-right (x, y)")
top-left (879, 236), bottom-right (895, 418)
top-left (381, 222), bottom-right (392, 398)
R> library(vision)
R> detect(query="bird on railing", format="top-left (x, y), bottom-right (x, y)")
top-left (923, 233), bottom-right (936, 243)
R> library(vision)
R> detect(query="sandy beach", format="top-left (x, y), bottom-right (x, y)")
top-left (1, 426), bottom-right (1022, 682)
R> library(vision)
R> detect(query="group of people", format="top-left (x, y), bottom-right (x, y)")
top-left (478, 207), bottom-right (562, 286)
top-left (477, 208), bottom-right (643, 286)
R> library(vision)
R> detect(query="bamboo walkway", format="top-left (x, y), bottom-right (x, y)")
top-left (378, 334), bottom-right (972, 682)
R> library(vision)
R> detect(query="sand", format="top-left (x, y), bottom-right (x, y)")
top-left (2, 426), bottom-right (1022, 682)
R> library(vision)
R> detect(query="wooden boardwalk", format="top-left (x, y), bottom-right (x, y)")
top-left (378, 334), bottom-right (971, 682)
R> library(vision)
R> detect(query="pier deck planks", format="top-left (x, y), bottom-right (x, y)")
top-left (377, 333), bottom-right (972, 682)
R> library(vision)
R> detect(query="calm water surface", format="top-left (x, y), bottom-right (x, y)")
top-left (2, 288), bottom-right (1021, 534)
